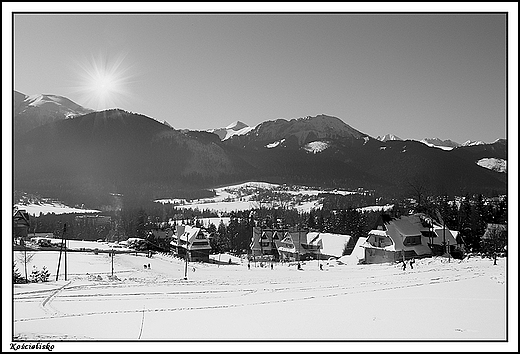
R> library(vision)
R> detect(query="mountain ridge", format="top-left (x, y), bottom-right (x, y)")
top-left (12, 91), bottom-right (507, 208)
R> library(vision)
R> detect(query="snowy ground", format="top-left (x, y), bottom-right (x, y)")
top-left (13, 201), bottom-right (100, 216)
top-left (153, 181), bottom-right (369, 213)
top-left (9, 242), bottom-right (512, 349)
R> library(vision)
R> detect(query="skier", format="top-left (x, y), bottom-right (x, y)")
top-left (402, 261), bottom-right (406, 271)
top-left (410, 258), bottom-right (415, 270)
top-left (248, 263), bottom-right (251, 270)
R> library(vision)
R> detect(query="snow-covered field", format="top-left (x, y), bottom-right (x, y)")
top-left (154, 181), bottom-right (366, 213)
top-left (13, 201), bottom-right (100, 216)
top-left (10, 242), bottom-right (512, 348)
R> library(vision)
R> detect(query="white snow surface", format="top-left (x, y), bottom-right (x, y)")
top-left (207, 121), bottom-right (255, 141)
top-left (11, 243), bottom-right (508, 343)
top-left (307, 232), bottom-right (351, 258)
top-left (302, 141), bottom-right (330, 153)
top-left (420, 139), bottom-right (456, 151)
top-left (265, 139), bottom-right (285, 148)
top-left (462, 140), bottom-right (486, 146)
top-left (477, 158), bottom-right (507, 173)
top-left (356, 204), bottom-right (394, 213)
top-left (14, 202), bottom-right (101, 216)
top-left (223, 125), bottom-right (255, 140)
top-left (154, 182), bottom-right (357, 213)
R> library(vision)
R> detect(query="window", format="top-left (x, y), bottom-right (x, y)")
top-left (403, 235), bottom-right (422, 246)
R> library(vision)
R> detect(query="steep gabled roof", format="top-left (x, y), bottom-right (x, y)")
top-left (431, 227), bottom-right (458, 245)
top-left (13, 209), bottom-right (30, 226)
top-left (391, 217), bottom-right (423, 237)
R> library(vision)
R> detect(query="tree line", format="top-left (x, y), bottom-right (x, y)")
top-left (20, 193), bottom-right (506, 256)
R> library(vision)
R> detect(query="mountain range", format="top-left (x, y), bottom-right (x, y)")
top-left (13, 91), bottom-right (507, 209)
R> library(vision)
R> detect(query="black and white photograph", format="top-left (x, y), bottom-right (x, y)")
top-left (4, 3), bottom-right (518, 352)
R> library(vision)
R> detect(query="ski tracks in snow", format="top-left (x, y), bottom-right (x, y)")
top-left (40, 280), bottom-right (72, 316)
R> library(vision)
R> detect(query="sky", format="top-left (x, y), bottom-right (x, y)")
top-left (7, 4), bottom-right (516, 144)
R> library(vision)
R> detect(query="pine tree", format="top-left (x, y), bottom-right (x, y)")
top-left (13, 262), bottom-right (25, 284)
top-left (29, 265), bottom-right (40, 283)
top-left (39, 266), bottom-right (51, 282)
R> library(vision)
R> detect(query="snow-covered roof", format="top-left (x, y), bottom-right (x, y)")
top-left (391, 217), bottom-right (423, 237)
top-left (306, 232), bottom-right (351, 258)
top-left (277, 246), bottom-right (296, 253)
top-left (368, 230), bottom-right (388, 237)
top-left (431, 227), bottom-right (458, 245)
top-left (172, 225), bottom-right (210, 250)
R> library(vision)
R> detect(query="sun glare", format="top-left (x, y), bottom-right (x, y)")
top-left (72, 52), bottom-right (134, 111)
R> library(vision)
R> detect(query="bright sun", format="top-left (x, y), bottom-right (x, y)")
top-left (73, 52), bottom-right (134, 110)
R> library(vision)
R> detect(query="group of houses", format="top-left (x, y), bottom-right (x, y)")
top-left (14, 207), bottom-right (505, 265)
top-left (249, 213), bottom-right (477, 264)
top-left (249, 227), bottom-right (352, 262)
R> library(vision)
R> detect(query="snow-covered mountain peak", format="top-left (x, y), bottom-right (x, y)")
top-left (23, 93), bottom-right (93, 113)
top-left (14, 90), bottom-right (95, 135)
top-left (225, 120), bottom-right (248, 130)
top-left (208, 121), bottom-right (253, 140)
top-left (15, 91), bottom-right (93, 116)
top-left (242, 114), bottom-right (368, 146)
top-left (462, 140), bottom-right (486, 147)
top-left (376, 134), bottom-right (402, 142)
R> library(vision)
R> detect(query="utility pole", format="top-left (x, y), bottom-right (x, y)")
top-left (111, 249), bottom-right (114, 276)
top-left (56, 223), bottom-right (67, 281)
top-left (64, 237), bottom-right (67, 281)
top-left (316, 235), bottom-right (321, 270)
top-left (443, 220), bottom-right (447, 256)
top-left (184, 242), bottom-right (189, 280)
top-left (23, 237), bottom-right (28, 283)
